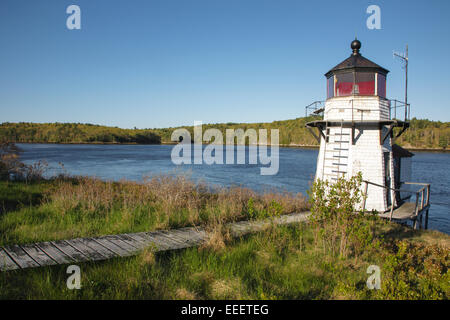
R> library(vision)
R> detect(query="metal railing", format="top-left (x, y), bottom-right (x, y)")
top-left (389, 99), bottom-right (410, 122)
top-left (305, 99), bottom-right (410, 122)
top-left (361, 180), bottom-right (430, 229)
top-left (304, 101), bottom-right (325, 117)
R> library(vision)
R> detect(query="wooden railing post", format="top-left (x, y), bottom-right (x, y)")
top-left (389, 204), bottom-right (394, 221)
top-left (413, 192), bottom-right (420, 230)
top-left (420, 188), bottom-right (426, 229)
top-left (425, 184), bottom-right (430, 229)
top-left (362, 181), bottom-right (369, 212)
top-left (421, 188), bottom-right (425, 210)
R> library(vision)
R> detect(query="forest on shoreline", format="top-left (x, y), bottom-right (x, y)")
top-left (0, 117), bottom-right (448, 150)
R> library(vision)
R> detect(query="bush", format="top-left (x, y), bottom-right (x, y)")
top-left (0, 141), bottom-right (47, 182)
top-left (0, 141), bottom-right (25, 180)
top-left (307, 173), bottom-right (380, 258)
top-left (375, 240), bottom-right (449, 299)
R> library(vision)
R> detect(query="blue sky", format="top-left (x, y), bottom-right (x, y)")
top-left (0, 0), bottom-right (449, 128)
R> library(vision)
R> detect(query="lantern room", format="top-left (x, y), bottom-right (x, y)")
top-left (325, 39), bottom-right (389, 99)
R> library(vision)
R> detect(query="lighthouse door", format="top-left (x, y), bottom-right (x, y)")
top-left (384, 152), bottom-right (392, 207)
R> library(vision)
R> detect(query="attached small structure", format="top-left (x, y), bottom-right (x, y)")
top-left (306, 39), bottom-right (430, 228)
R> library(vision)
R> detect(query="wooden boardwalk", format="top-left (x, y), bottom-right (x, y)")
top-left (378, 202), bottom-right (418, 220)
top-left (362, 180), bottom-right (431, 230)
top-left (377, 202), bottom-right (430, 229)
top-left (0, 212), bottom-right (310, 272)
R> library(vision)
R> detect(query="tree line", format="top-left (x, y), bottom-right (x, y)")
top-left (153, 117), bottom-right (449, 149)
top-left (0, 117), bottom-right (448, 149)
top-left (0, 122), bottom-right (160, 144)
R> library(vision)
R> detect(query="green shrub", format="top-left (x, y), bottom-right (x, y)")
top-left (308, 173), bottom-right (380, 258)
top-left (375, 240), bottom-right (449, 299)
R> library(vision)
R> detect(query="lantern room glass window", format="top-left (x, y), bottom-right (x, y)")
top-left (355, 72), bottom-right (375, 95)
top-left (335, 73), bottom-right (354, 96)
top-left (377, 74), bottom-right (386, 98)
top-left (327, 76), bottom-right (334, 99)
top-left (330, 72), bottom-right (381, 98)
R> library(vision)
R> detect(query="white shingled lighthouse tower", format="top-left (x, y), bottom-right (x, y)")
top-left (306, 39), bottom-right (412, 212)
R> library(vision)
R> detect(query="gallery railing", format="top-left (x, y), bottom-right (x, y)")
top-left (389, 99), bottom-right (410, 122)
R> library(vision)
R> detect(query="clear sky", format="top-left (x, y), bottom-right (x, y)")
top-left (1, 0), bottom-right (449, 129)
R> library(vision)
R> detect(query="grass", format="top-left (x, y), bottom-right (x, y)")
top-left (0, 176), bottom-right (308, 246)
top-left (0, 223), bottom-right (448, 300)
top-left (0, 176), bottom-right (448, 300)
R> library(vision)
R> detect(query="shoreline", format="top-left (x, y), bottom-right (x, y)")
top-left (14, 141), bottom-right (449, 153)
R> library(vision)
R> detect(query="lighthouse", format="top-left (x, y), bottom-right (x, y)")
top-left (306, 39), bottom-right (412, 213)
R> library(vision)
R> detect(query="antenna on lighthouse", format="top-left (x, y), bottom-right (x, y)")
top-left (393, 45), bottom-right (409, 121)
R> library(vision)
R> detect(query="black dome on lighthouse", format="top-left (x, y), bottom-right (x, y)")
top-left (351, 39), bottom-right (361, 55)
top-left (325, 39), bottom-right (389, 77)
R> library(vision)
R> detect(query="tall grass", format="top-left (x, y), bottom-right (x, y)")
top-left (0, 175), bottom-right (308, 245)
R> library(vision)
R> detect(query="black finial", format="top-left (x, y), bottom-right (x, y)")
top-left (351, 38), bottom-right (361, 55)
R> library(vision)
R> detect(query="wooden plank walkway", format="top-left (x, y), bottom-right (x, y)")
top-left (377, 202), bottom-right (430, 227)
top-left (362, 180), bottom-right (431, 230)
top-left (378, 202), bottom-right (418, 220)
top-left (0, 212), bottom-right (310, 272)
